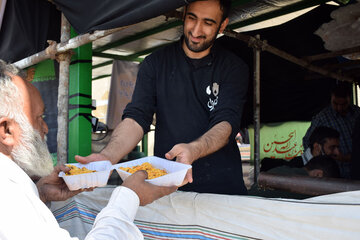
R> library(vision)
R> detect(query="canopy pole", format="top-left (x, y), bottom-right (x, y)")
top-left (13, 25), bottom-right (128, 70)
top-left (253, 34), bottom-right (261, 184)
top-left (57, 14), bottom-right (71, 165)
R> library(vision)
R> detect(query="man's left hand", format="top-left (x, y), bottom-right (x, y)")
top-left (36, 165), bottom-right (87, 203)
top-left (165, 143), bottom-right (197, 185)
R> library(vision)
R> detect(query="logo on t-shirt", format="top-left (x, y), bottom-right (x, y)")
top-left (206, 82), bottom-right (219, 111)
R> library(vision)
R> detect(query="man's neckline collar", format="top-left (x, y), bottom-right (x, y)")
top-left (178, 36), bottom-right (217, 68)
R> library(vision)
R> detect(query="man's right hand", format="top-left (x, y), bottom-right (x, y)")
top-left (37, 165), bottom-right (88, 203)
top-left (75, 153), bottom-right (109, 164)
top-left (122, 171), bottom-right (178, 206)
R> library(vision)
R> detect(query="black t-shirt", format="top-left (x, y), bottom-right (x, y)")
top-left (123, 40), bottom-right (249, 195)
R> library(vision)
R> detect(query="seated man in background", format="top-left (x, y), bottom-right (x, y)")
top-left (261, 126), bottom-right (340, 172)
top-left (0, 60), bottom-right (177, 239)
top-left (250, 155), bottom-right (340, 199)
top-left (302, 83), bottom-right (360, 178)
top-left (267, 155), bottom-right (340, 178)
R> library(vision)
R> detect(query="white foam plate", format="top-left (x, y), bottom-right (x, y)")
top-left (59, 160), bottom-right (113, 190)
top-left (113, 156), bottom-right (192, 186)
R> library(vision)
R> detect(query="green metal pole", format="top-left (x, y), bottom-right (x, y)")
top-left (68, 28), bottom-right (93, 163)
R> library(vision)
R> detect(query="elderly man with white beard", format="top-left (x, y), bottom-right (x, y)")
top-left (0, 60), bottom-right (177, 240)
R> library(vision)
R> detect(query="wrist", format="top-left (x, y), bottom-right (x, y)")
top-left (189, 141), bottom-right (202, 163)
top-left (36, 182), bottom-right (47, 203)
top-left (100, 149), bottom-right (118, 164)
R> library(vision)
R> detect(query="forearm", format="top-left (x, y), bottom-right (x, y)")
top-left (101, 118), bottom-right (144, 164)
top-left (189, 121), bottom-right (232, 161)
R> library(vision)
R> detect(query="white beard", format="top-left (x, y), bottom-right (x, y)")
top-left (11, 120), bottom-right (54, 178)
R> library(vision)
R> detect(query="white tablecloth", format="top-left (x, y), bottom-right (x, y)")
top-left (51, 186), bottom-right (360, 240)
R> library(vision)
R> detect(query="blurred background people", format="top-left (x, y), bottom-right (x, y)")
top-left (302, 83), bottom-right (360, 178)
top-left (261, 126), bottom-right (340, 172)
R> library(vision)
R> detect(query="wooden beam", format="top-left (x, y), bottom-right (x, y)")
top-left (304, 46), bottom-right (360, 62)
top-left (224, 29), bottom-right (355, 83)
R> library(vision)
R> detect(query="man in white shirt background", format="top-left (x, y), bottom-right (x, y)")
top-left (0, 59), bottom-right (177, 239)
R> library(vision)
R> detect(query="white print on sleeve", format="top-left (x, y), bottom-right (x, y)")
top-left (206, 82), bottom-right (219, 112)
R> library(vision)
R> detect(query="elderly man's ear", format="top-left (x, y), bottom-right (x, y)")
top-left (0, 117), bottom-right (17, 149)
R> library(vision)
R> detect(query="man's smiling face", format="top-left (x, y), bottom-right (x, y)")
top-left (182, 0), bottom-right (228, 59)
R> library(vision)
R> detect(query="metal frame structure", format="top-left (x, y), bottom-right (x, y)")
top-left (57, 15), bottom-right (71, 164)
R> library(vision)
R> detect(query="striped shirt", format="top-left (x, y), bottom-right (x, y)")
top-left (303, 104), bottom-right (360, 155)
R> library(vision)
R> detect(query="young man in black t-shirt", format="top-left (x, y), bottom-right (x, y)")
top-left (77, 0), bottom-right (249, 195)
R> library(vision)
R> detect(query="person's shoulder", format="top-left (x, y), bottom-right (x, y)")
top-left (354, 114), bottom-right (360, 130)
top-left (351, 104), bottom-right (360, 113)
top-left (146, 41), bottom-right (179, 59)
top-left (321, 104), bottom-right (333, 111)
top-left (141, 42), bottom-right (178, 69)
top-left (349, 105), bottom-right (360, 121)
top-left (314, 105), bottom-right (333, 117)
top-left (213, 42), bottom-right (248, 68)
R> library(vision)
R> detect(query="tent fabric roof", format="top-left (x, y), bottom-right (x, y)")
top-left (52, 0), bottom-right (193, 34)
top-left (0, 0), bottom-right (60, 63)
top-left (0, 0), bottom-right (335, 63)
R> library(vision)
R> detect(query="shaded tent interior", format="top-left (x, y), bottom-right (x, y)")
top-left (218, 3), bottom-right (341, 127)
top-left (1, 0), bottom-right (359, 195)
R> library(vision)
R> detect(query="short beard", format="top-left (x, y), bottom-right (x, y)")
top-left (183, 25), bottom-right (220, 54)
top-left (11, 119), bottom-right (54, 178)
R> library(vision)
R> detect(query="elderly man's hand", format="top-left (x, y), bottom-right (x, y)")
top-left (122, 171), bottom-right (178, 206)
top-left (36, 165), bottom-right (89, 203)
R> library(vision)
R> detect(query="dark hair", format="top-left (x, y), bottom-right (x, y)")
top-left (305, 155), bottom-right (340, 178)
top-left (219, 0), bottom-right (232, 21)
top-left (331, 82), bottom-right (351, 98)
top-left (309, 126), bottom-right (339, 151)
top-left (187, 0), bottom-right (232, 22)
